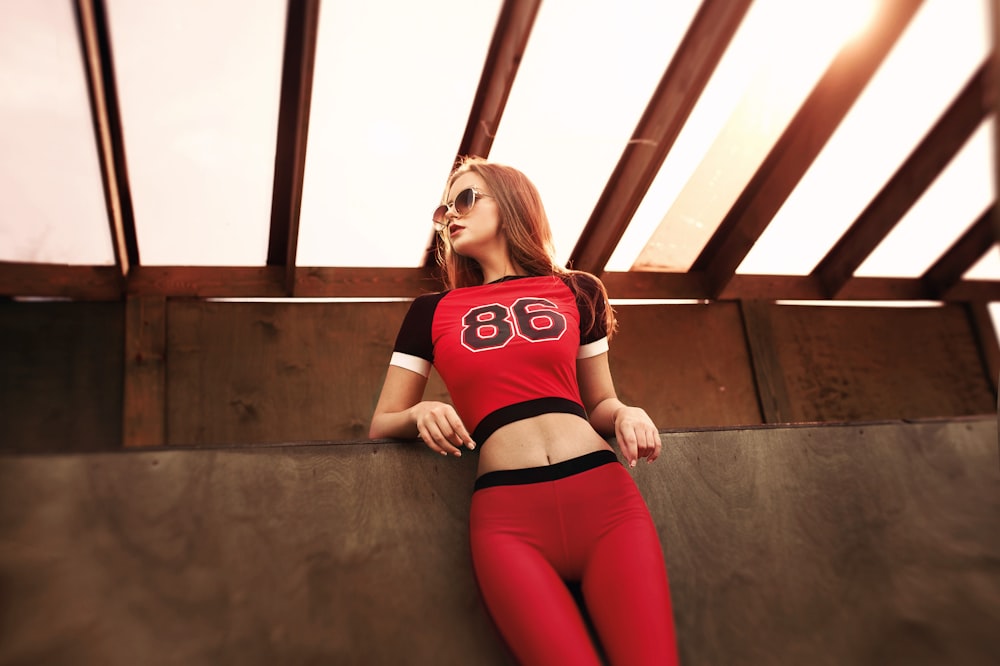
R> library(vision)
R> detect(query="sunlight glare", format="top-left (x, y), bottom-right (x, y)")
top-left (622, 0), bottom-right (867, 272)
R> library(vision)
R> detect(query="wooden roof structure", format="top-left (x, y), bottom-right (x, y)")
top-left (1, 0), bottom-right (998, 303)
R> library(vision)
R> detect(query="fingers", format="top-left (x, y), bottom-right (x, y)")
top-left (618, 423), bottom-right (640, 468)
top-left (415, 402), bottom-right (475, 457)
top-left (642, 427), bottom-right (662, 463)
top-left (615, 407), bottom-right (661, 466)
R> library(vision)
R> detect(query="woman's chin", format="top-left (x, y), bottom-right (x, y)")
top-left (450, 238), bottom-right (474, 257)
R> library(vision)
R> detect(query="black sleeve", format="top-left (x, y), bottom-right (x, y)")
top-left (570, 272), bottom-right (610, 345)
top-left (392, 291), bottom-right (445, 363)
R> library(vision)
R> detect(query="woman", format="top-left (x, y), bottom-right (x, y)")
top-left (370, 157), bottom-right (678, 665)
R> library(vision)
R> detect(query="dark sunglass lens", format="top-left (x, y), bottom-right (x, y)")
top-left (432, 205), bottom-right (448, 225)
top-left (455, 188), bottom-right (476, 216)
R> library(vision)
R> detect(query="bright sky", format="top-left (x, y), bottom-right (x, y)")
top-left (0, 0), bottom-right (996, 282)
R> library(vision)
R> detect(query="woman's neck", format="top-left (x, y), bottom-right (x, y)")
top-left (480, 260), bottom-right (526, 285)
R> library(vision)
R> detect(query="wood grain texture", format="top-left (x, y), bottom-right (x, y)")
top-left (611, 302), bottom-right (762, 427)
top-left (122, 295), bottom-right (166, 447)
top-left (0, 418), bottom-right (997, 665)
top-left (0, 302), bottom-right (123, 452)
top-left (759, 303), bottom-right (996, 422)
top-left (0, 442), bottom-right (505, 665)
top-left (6, 263), bottom-right (999, 303)
top-left (165, 300), bottom-right (451, 446)
top-left (648, 417), bottom-right (1000, 666)
top-left (739, 299), bottom-right (792, 423)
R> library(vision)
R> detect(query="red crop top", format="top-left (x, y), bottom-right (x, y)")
top-left (390, 273), bottom-right (611, 445)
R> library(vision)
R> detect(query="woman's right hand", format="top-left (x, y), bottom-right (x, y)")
top-left (410, 401), bottom-right (476, 457)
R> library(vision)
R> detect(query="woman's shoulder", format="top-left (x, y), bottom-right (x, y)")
top-left (403, 289), bottom-right (450, 318)
top-left (556, 270), bottom-right (606, 297)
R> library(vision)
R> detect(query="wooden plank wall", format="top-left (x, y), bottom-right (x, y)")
top-left (742, 301), bottom-right (998, 422)
top-left (1, 418), bottom-right (997, 665)
top-left (610, 301), bottom-right (762, 427)
top-left (0, 299), bottom-right (996, 451)
top-left (0, 302), bottom-right (123, 452)
top-left (164, 301), bottom-right (420, 445)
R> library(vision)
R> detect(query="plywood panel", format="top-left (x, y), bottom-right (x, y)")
top-left (611, 302), bottom-right (762, 427)
top-left (2, 419), bottom-right (996, 665)
top-left (649, 417), bottom-right (1000, 665)
top-left (760, 303), bottom-right (995, 422)
top-left (0, 442), bottom-right (506, 665)
top-left (166, 301), bottom-right (450, 446)
top-left (0, 302), bottom-right (123, 452)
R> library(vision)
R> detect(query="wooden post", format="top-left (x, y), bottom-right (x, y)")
top-left (123, 294), bottom-right (166, 446)
top-left (965, 302), bottom-right (1000, 398)
top-left (990, 0), bottom-right (1000, 438)
top-left (739, 300), bottom-right (792, 424)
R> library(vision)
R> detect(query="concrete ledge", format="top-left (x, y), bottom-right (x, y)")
top-left (1, 418), bottom-right (998, 665)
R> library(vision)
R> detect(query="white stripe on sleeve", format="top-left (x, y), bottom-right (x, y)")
top-left (577, 337), bottom-right (609, 359)
top-left (390, 352), bottom-right (431, 377)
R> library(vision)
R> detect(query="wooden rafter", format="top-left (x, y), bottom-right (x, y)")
top-left (73, 0), bottom-right (139, 282)
top-left (568, 0), bottom-right (752, 276)
top-left (2, 0), bottom-right (996, 308)
top-left (814, 61), bottom-right (994, 297)
top-left (267, 0), bottom-right (321, 296)
top-left (922, 205), bottom-right (998, 298)
top-left (456, 0), bottom-right (541, 161)
top-left (691, 0), bottom-right (924, 299)
top-left (423, 0), bottom-right (542, 269)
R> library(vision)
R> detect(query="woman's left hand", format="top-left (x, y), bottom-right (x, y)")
top-left (614, 406), bottom-right (661, 467)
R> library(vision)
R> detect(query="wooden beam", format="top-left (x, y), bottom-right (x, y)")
top-left (923, 205), bottom-right (998, 298)
top-left (456, 0), bottom-right (541, 161)
top-left (73, 0), bottom-right (139, 283)
top-left (123, 295), bottom-right (166, 447)
top-left (3, 261), bottom-right (998, 302)
top-left (601, 271), bottom-right (1000, 302)
top-left (990, 0), bottom-right (1000, 412)
top-left (692, 1), bottom-right (924, 298)
top-left (128, 266), bottom-right (286, 298)
top-left (940, 279), bottom-right (1000, 302)
top-left (424, 0), bottom-right (542, 269)
top-left (295, 266), bottom-right (442, 298)
top-left (0, 263), bottom-right (123, 300)
top-left (266, 0), bottom-right (321, 296)
top-left (814, 62), bottom-right (994, 296)
top-left (992, 0), bottom-right (1000, 255)
top-left (567, 0), bottom-right (752, 275)
top-left (600, 271), bottom-right (710, 300)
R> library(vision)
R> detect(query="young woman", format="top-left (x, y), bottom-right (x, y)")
top-left (370, 157), bottom-right (678, 665)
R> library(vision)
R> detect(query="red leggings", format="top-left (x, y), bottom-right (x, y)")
top-left (470, 450), bottom-right (678, 665)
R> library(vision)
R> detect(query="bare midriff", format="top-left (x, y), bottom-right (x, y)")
top-left (475, 412), bottom-right (614, 477)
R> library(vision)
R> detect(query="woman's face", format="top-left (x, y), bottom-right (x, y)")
top-left (442, 171), bottom-right (505, 262)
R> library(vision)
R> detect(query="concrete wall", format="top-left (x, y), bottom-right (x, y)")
top-left (1, 418), bottom-right (998, 665)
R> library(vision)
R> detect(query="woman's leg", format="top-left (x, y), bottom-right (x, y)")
top-left (576, 464), bottom-right (679, 665)
top-left (470, 484), bottom-right (603, 665)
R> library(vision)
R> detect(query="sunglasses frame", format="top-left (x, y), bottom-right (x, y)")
top-left (433, 187), bottom-right (491, 231)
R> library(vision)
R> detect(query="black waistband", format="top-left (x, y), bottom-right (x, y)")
top-left (474, 449), bottom-right (619, 491)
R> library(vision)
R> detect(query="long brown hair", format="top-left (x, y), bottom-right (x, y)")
top-left (435, 156), bottom-right (617, 339)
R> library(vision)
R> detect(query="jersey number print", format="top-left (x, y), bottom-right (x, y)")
top-left (461, 298), bottom-right (568, 351)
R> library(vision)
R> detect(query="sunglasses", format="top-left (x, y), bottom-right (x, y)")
top-left (433, 187), bottom-right (492, 231)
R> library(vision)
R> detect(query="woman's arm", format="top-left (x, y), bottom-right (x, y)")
top-left (577, 352), bottom-right (661, 467)
top-left (369, 365), bottom-right (475, 457)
